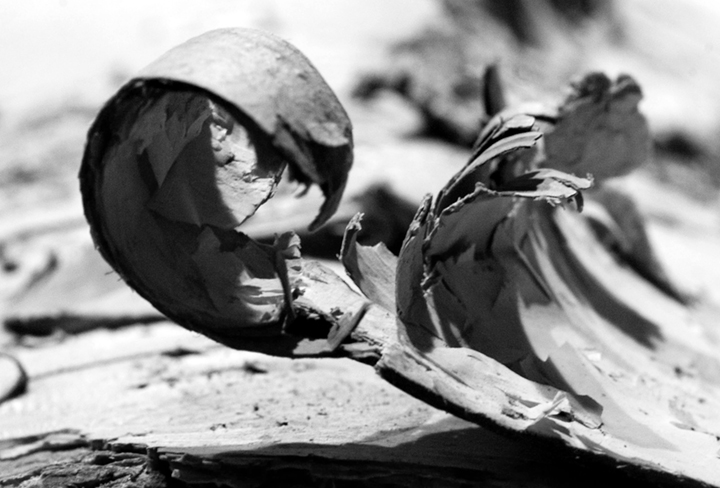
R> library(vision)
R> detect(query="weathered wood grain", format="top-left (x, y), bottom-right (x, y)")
top-left (0, 322), bottom-right (683, 488)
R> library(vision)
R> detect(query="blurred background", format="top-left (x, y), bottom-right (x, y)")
top-left (2, 0), bottom-right (720, 335)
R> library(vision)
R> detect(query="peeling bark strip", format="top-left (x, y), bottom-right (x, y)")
top-left (364, 74), bottom-right (720, 487)
top-left (80, 28), bottom-right (353, 344)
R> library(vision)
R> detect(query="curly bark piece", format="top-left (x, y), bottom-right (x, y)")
top-left (80, 28), bottom-right (353, 343)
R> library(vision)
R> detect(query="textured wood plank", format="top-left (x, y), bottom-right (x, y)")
top-left (0, 323), bottom-right (677, 488)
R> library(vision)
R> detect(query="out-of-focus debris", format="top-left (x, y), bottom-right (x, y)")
top-left (2, 230), bottom-right (164, 338)
top-left (585, 184), bottom-right (690, 303)
top-left (653, 131), bottom-right (720, 198)
top-left (351, 0), bottom-right (622, 148)
top-left (0, 430), bottom-right (87, 461)
top-left (0, 353), bottom-right (27, 405)
top-left (541, 73), bottom-right (650, 182)
top-left (0, 240), bottom-right (57, 307)
top-left (0, 107), bottom-right (90, 214)
top-left (352, 0), bottom-right (720, 192)
top-left (352, 31), bottom-right (487, 146)
top-left (444, 0), bottom-right (618, 47)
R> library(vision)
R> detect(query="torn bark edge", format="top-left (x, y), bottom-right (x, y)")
top-left (339, 212), bottom-right (398, 314)
top-left (338, 212), bottom-right (365, 294)
top-left (290, 299), bottom-right (377, 362)
top-left (289, 258), bottom-right (393, 364)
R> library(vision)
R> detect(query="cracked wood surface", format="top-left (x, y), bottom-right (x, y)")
top-left (0, 322), bottom-right (683, 488)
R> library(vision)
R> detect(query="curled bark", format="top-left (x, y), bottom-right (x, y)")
top-left (80, 28), bottom-right (353, 345)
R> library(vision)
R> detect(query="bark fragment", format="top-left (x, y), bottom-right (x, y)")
top-left (360, 74), bottom-right (720, 487)
top-left (80, 28), bottom-right (353, 346)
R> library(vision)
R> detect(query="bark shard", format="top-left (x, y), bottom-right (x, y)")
top-left (356, 74), bottom-right (720, 487)
top-left (80, 28), bottom-right (353, 345)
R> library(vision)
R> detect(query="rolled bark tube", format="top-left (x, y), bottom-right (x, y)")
top-left (80, 28), bottom-right (353, 344)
